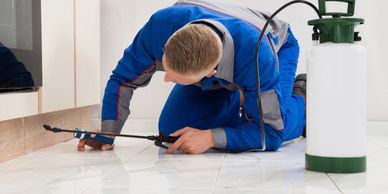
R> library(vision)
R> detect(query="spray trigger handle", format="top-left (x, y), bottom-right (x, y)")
top-left (153, 135), bottom-right (180, 149)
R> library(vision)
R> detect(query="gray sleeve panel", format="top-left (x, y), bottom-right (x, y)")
top-left (194, 19), bottom-right (235, 83)
top-left (101, 120), bottom-right (125, 135)
top-left (101, 64), bottom-right (159, 134)
top-left (261, 89), bottom-right (284, 130)
top-left (257, 11), bottom-right (289, 52)
top-left (210, 128), bottom-right (227, 149)
top-left (101, 86), bottom-right (134, 134)
top-left (125, 64), bottom-right (157, 88)
top-left (155, 61), bottom-right (165, 71)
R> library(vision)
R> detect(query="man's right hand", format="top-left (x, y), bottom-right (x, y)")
top-left (76, 129), bottom-right (114, 152)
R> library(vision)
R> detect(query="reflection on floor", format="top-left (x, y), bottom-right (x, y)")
top-left (0, 122), bottom-right (387, 194)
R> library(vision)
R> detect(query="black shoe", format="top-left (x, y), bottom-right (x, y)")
top-left (293, 73), bottom-right (306, 99)
top-left (292, 73), bottom-right (306, 137)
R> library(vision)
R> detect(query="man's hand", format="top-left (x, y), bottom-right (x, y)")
top-left (77, 129), bottom-right (114, 152)
top-left (166, 127), bottom-right (214, 154)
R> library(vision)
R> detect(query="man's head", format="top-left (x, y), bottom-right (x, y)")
top-left (162, 23), bottom-right (223, 85)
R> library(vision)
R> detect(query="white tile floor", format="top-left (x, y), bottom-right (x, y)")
top-left (0, 123), bottom-right (387, 194)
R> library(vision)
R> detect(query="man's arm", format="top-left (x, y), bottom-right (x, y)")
top-left (100, 20), bottom-right (156, 135)
top-left (101, 17), bottom-right (178, 135)
top-left (77, 19), bottom-right (158, 151)
top-left (212, 39), bottom-right (285, 152)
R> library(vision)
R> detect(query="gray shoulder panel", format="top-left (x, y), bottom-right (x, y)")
top-left (188, 19), bottom-right (234, 83)
top-left (176, 0), bottom-right (289, 51)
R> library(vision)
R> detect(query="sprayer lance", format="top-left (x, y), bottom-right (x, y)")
top-left (43, 124), bottom-right (178, 149)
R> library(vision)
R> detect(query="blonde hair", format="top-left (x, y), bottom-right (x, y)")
top-left (163, 24), bottom-right (222, 75)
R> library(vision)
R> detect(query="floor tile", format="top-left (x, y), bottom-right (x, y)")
top-left (12, 139), bottom-right (150, 165)
top-left (224, 138), bottom-right (305, 162)
top-left (365, 137), bottom-right (388, 153)
top-left (134, 143), bottom-right (226, 162)
top-left (0, 186), bottom-right (86, 194)
top-left (215, 160), bottom-right (340, 193)
top-left (214, 188), bottom-right (341, 194)
top-left (0, 157), bottom-right (119, 187)
top-left (328, 151), bottom-right (388, 194)
top-left (82, 187), bottom-right (213, 194)
top-left (98, 146), bottom-right (223, 190)
top-left (367, 135), bottom-right (388, 150)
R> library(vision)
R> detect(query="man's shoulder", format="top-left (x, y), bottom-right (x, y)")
top-left (149, 4), bottom-right (193, 23)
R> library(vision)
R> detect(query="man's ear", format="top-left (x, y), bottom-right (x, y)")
top-left (206, 70), bottom-right (217, 78)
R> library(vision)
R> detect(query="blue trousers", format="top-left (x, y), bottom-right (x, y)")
top-left (158, 30), bottom-right (305, 149)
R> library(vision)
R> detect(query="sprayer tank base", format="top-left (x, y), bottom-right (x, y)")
top-left (305, 153), bottom-right (366, 173)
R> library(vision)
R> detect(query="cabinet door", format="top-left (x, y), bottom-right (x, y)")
top-left (41, 0), bottom-right (75, 113)
top-left (75, 0), bottom-right (100, 107)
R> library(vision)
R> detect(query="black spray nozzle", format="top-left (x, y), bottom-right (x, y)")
top-left (43, 124), bottom-right (62, 133)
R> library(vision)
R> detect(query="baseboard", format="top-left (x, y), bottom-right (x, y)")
top-left (0, 105), bottom-right (97, 162)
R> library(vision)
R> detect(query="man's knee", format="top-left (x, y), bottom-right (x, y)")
top-left (265, 130), bottom-right (285, 151)
top-left (266, 138), bottom-right (283, 151)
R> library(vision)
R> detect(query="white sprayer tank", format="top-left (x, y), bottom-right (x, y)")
top-left (306, 42), bottom-right (367, 172)
top-left (305, 2), bottom-right (367, 173)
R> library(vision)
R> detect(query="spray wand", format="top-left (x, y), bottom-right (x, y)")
top-left (43, 124), bottom-right (179, 149)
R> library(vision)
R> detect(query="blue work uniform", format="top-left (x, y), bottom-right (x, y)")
top-left (101, 0), bottom-right (305, 152)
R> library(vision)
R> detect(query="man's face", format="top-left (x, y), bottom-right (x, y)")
top-left (162, 55), bottom-right (216, 85)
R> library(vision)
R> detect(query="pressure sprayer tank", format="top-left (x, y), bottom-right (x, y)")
top-left (305, 0), bottom-right (367, 173)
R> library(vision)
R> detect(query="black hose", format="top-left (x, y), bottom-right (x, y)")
top-left (254, 0), bottom-right (322, 151)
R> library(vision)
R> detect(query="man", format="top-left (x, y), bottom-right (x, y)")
top-left (77, 0), bottom-right (306, 154)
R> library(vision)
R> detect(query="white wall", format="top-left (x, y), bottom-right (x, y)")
top-left (97, 0), bottom-right (176, 129)
top-left (100, 0), bottom-right (388, 127)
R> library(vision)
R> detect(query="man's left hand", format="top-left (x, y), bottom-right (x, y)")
top-left (166, 127), bottom-right (214, 154)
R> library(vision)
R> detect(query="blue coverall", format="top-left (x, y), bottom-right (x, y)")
top-left (101, 0), bottom-right (306, 152)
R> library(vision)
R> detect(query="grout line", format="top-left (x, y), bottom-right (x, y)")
top-left (37, 87), bottom-right (42, 113)
top-left (327, 173), bottom-right (344, 194)
top-left (22, 117), bottom-right (27, 154)
top-left (73, 0), bottom-right (77, 108)
top-left (212, 153), bottom-right (226, 194)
